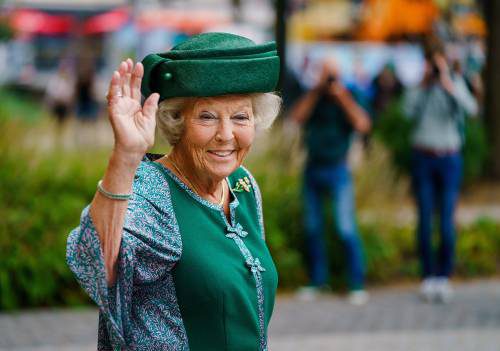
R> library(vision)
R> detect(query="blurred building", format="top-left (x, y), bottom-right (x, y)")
top-left (0, 0), bottom-right (275, 95)
top-left (0, 0), bottom-right (130, 92)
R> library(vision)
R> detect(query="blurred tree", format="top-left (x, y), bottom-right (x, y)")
top-left (275, 0), bottom-right (286, 87)
top-left (484, 0), bottom-right (500, 178)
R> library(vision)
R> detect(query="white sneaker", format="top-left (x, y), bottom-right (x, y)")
top-left (419, 277), bottom-right (437, 302)
top-left (434, 277), bottom-right (453, 303)
top-left (348, 290), bottom-right (369, 306)
top-left (296, 286), bottom-right (321, 302)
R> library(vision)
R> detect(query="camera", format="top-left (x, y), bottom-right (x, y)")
top-left (432, 64), bottom-right (440, 77)
top-left (327, 74), bottom-right (337, 84)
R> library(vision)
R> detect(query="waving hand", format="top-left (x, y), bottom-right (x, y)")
top-left (106, 58), bottom-right (160, 160)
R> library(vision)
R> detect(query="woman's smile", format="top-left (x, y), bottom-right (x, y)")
top-left (207, 149), bottom-right (237, 159)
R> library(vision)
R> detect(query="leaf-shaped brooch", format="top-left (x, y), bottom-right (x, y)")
top-left (232, 176), bottom-right (252, 193)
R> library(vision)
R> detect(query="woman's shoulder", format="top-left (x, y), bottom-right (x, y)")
top-left (127, 158), bottom-right (174, 215)
top-left (122, 160), bottom-right (181, 244)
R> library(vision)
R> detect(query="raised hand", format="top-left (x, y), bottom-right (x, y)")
top-left (433, 53), bottom-right (455, 94)
top-left (106, 58), bottom-right (160, 161)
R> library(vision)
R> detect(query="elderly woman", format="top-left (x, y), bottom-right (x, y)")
top-left (66, 32), bottom-right (281, 350)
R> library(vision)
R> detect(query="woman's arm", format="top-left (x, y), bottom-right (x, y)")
top-left (434, 54), bottom-right (478, 117)
top-left (330, 84), bottom-right (372, 134)
top-left (89, 59), bottom-right (159, 286)
top-left (289, 86), bottom-right (323, 124)
top-left (89, 150), bottom-right (141, 285)
top-left (450, 75), bottom-right (479, 117)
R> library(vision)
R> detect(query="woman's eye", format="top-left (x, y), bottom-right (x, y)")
top-left (233, 114), bottom-right (249, 121)
top-left (200, 113), bottom-right (216, 120)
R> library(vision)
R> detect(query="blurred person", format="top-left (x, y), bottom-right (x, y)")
top-left (371, 63), bottom-right (403, 116)
top-left (464, 39), bottom-right (485, 105)
top-left (75, 59), bottom-right (99, 122)
top-left (403, 48), bottom-right (478, 303)
top-left (289, 58), bottom-right (371, 305)
top-left (44, 61), bottom-right (75, 129)
top-left (66, 33), bottom-right (281, 350)
top-left (458, 57), bottom-right (484, 109)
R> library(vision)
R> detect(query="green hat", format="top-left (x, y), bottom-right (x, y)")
top-left (141, 32), bottom-right (280, 100)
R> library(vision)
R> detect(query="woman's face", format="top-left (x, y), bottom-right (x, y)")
top-left (177, 95), bottom-right (255, 181)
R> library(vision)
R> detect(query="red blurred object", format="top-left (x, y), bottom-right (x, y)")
top-left (11, 9), bottom-right (74, 35)
top-left (83, 7), bottom-right (129, 34)
top-left (10, 7), bottom-right (130, 37)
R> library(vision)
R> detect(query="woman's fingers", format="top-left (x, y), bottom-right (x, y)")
top-left (106, 71), bottom-right (121, 133)
top-left (122, 59), bottom-right (133, 97)
top-left (117, 61), bottom-right (128, 96)
top-left (142, 93), bottom-right (160, 120)
top-left (107, 70), bottom-right (121, 105)
top-left (130, 62), bottom-right (144, 101)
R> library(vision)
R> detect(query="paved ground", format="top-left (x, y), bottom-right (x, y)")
top-left (1, 279), bottom-right (499, 351)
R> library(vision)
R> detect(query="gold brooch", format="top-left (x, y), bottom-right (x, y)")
top-left (232, 177), bottom-right (252, 192)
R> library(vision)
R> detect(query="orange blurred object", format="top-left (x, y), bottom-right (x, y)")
top-left (357, 0), bottom-right (439, 40)
top-left (453, 12), bottom-right (486, 37)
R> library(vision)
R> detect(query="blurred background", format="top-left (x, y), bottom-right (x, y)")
top-left (1, 0), bottom-right (499, 350)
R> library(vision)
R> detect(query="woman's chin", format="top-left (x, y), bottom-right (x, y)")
top-left (206, 162), bottom-right (239, 180)
top-left (204, 153), bottom-right (240, 177)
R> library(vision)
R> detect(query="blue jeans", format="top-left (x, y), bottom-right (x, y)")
top-left (411, 150), bottom-right (462, 278)
top-left (303, 162), bottom-right (365, 290)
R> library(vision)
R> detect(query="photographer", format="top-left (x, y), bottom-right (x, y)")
top-left (404, 47), bottom-right (478, 303)
top-left (290, 58), bottom-right (371, 305)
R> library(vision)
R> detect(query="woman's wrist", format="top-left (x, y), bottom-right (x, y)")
top-left (99, 150), bottom-right (142, 196)
top-left (112, 146), bottom-right (145, 165)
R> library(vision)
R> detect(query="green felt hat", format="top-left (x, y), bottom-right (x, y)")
top-left (141, 32), bottom-right (280, 100)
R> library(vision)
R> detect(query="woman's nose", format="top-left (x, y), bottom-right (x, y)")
top-left (215, 119), bottom-right (234, 142)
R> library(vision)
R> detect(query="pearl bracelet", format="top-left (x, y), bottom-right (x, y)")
top-left (97, 180), bottom-right (132, 201)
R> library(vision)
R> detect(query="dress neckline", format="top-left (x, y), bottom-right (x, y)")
top-left (147, 160), bottom-right (240, 226)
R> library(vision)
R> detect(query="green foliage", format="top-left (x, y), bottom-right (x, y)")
top-left (462, 118), bottom-right (488, 183)
top-left (373, 98), bottom-right (488, 184)
top-left (0, 120), bottom-right (104, 310)
top-left (373, 99), bottom-right (413, 173)
top-left (0, 87), bottom-right (47, 122)
top-left (455, 218), bottom-right (500, 276)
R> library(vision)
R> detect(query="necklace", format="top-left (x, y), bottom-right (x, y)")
top-left (168, 156), bottom-right (225, 207)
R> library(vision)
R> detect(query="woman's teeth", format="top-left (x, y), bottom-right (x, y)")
top-left (209, 150), bottom-right (234, 157)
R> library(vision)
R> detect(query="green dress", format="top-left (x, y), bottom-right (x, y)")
top-left (66, 156), bottom-right (278, 351)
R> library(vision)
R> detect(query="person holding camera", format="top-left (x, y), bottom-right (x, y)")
top-left (290, 58), bottom-right (371, 305)
top-left (404, 49), bottom-right (478, 303)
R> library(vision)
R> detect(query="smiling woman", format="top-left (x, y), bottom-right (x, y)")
top-left (166, 95), bottom-right (256, 186)
top-left (66, 32), bottom-right (281, 351)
